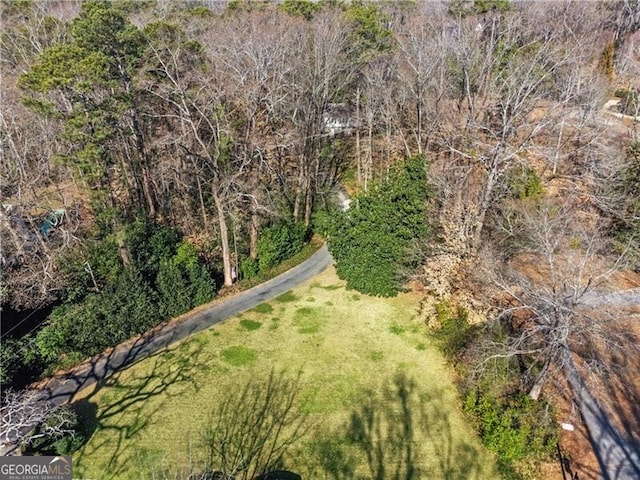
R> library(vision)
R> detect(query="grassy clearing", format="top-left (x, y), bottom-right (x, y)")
top-left (71, 267), bottom-right (499, 479)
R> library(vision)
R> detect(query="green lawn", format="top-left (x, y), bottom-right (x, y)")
top-left (71, 267), bottom-right (499, 480)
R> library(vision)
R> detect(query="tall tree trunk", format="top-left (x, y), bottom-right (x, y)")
top-left (195, 173), bottom-right (208, 233)
top-left (365, 117), bottom-right (373, 191)
top-left (115, 227), bottom-right (130, 267)
top-left (416, 98), bottom-right (423, 154)
top-left (304, 176), bottom-right (313, 228)
top-left (293, 157), bottom-right (306, 222)
top-left (213, 190), bottom-right (233, 287)
top-left (249, 211), bottom-right (259, 259)
top-left (140, 164), bottom-right (156, 217)
top-left (470, 160), bottom-right (499, 252)
top-left (528, 358), bottom-right (550, 401)
top-left (120, 59), bottom-right (156, 217)
top-left (356, 86), bottom-right (362, 185)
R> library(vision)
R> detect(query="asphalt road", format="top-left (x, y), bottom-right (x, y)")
top-left (39, 245), bottom-right (333, 407)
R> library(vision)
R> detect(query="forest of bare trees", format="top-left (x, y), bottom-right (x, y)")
top-left (1, 0), bottom-right (628, 303)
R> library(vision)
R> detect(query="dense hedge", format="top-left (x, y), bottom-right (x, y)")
top-left (3, 214), bottom-right (315, 388)
top-left (237, 221), bottom-right (308, 281)
top-left (157, 242), bottom-right (216, 318)
top-left (327, 155), bottom-right (430, 296)
top-left (36, 268), bottom-right (160, 360)
top-left (257, 221), bottom-right (308, 272)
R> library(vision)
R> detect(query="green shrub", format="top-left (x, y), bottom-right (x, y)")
top-left (37, 268), bottom-right (160, 360)
top-left (94, 268), bottom-right (160, 343)
top-left (311, 209), bottom-right (332, 238)
top-left (257, 221), bottom-right (308, 271)
top-left (0, 338), bottom-right (22, 388)
top-left (432, 301), bottom-right (471, 359)
top-left (280, 0), bottom-right (321, 20)
top-left (34, 216), bottom-right (215, 375)
top-left (62, 216), bottom-right (184, 302)
top-left (463, 390), bottom-right (557, 474)
top-left (0, 336), bottom-right (45, 390)
top-left (328, 155), bottom-right (431, 296)
top-left (240, 257), bottom-right (260, 280)
top-left (125, 215), bottom-right (181, 277)
top-left (53, 411), bottom-right (86, 455)
top-left (507, 166), bottom-right (544, 200)
top-left (156, 242), bottom-right (216, 318)
top-left (86, 237), bottom-right (124, 287)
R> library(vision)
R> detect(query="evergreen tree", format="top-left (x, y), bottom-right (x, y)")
top-left (19, 0), bottom-right (154, 219)
top-left (328, 156), bottom-right (431, 296)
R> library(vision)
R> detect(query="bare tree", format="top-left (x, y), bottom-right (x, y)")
top-left (0, 202), bottom-right (84, 310)
top-left (476, 194), bottom-right (640, 478)
top-left (0, 389), bottom-right (74, 455)
top-left (394, 3), bottom-right (449, 157)
top-left (144, 24), bottom-right (248, 286)
top-left (480, 197), bottom-right (627, 393)
top-left (284, 9), bottom-right (355, 226)
top-left (411, 2), bottom-right (607, 259)
top-left (212, 10), bottom-right (299, 257)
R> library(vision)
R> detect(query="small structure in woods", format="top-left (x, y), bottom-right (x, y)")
top-left (323, 103), bottom-right (356, 136)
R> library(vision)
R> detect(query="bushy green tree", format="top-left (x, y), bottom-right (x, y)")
top-left (344, 1), bottom-right (394, 60)
top-left (33, 213), bottom-right (217, 370)
top-left (18, 0), bottom-right (153, 217)
top-left (463, 389), bottom-right (557, 476)
top-left (257, 222), bottom-right (308, 271)
top-left (328, 155), bottom-right (430, 296)
top-left (125, 215), bottom-right (181, 278)
top-left (448, 0), bottom-right (511, 17)
top-left (280, 0), bottom-right (321, 20)
top-left (156, 242), bottom-right (216, 318)
top-left (506, 165), bottom-right (545, 200)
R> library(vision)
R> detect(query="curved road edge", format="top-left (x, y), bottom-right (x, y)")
top-left (39, 244), bottom-right (333, 407)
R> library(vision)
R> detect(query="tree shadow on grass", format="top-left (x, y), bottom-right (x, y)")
top-left (70, 336), bottom-right (212, 480)
top-left (307, 372), bottom-right (486, 480)
top-left (588, 349), bottom-right (640, 479)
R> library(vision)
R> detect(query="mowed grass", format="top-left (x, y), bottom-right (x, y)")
top-left (71, 267), bottom-right (499, 480)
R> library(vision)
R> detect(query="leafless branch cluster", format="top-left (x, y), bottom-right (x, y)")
top-left (0, 389), bottom-right (74, 455)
